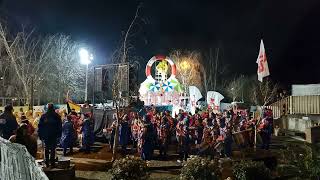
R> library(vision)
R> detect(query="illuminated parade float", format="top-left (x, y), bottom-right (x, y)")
top-left (139, 55), bottom-right (183, 107)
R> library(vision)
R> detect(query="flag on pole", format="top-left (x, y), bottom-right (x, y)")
top-left (189, 86), bottom-right (202, 114)
top-left (256, 39), bottom-right (270, 82)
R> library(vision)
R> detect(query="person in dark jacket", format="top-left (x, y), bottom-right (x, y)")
top-left (141, 115), bottom-right (156, 161)
top-left (9, 123), bottom-right (38, 158)
top-left (60, 115), bottom-right (75, 156)
top-left (0, 105), bottom-right (18, 140)
top-left (38, 103), bottom-right (62, 168)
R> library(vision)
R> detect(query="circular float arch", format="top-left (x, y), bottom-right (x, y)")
top-left (145, 55), bottom-right (177, 81)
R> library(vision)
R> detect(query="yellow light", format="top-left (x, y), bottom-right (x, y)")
top-left (180, 61), bottom-right (189, 70)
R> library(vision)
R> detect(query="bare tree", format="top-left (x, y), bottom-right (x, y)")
top-left (0, 23), bottom-right (55, 105)
top-left (226, 75), bottom-right (246, 102)
top-left (169, 50), bottom-right (202, 94)
top-left (111, 3), bottom-right (144, 99)
top-left (110, 3), bottom-right (144, 161)
top-left (201, 48), bottom-right (228, 93)
top-left (46, 34), bottom-right (85, 103)
top-left (0, 21), bottom-right (86, 104)
top-left (251, 79), bottom-right (279, 106)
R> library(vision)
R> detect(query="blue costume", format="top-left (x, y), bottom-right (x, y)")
top-left (81, 118), bottom-right (94, 153)
top-left (38, 105), bottom-right (62, 167)
top-left (60, 118), bottom-right (75, 155)
top-left (119, 120), bottom-right (130, 152)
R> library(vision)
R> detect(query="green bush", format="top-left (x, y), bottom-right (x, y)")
top-left (279, 143), bottom-right (320, 178)
top-left (108, 156), bottom-right (149, 180)
top-left (233, 160), bottom-right (271, 180)
top-left (180, 156), bottom-right (220, 180)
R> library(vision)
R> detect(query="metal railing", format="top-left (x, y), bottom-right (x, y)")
top-left (0, 137), bottom-right (48, 180)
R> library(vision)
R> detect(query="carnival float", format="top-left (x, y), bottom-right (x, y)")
top-left (139, 55), bottom-right (183, 107)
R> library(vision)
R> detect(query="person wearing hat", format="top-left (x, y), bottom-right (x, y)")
top-left (0, 105), bottom-right (18, 140)
top-left (38, 103), bottom-right (62, 168)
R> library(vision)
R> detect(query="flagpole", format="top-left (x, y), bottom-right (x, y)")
top-left (255, 39), bottom-right (270, 150)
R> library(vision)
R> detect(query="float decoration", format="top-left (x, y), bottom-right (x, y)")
top-left (139, 55), bottom-right (182, 106)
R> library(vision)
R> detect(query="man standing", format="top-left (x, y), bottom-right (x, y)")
top-left (38, 103), bottom-right (62, 168)
top-left (0, 105), bottom-right (18, 140)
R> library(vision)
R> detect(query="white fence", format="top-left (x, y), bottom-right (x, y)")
top-left (0, 137), bottom-right (48, 180)
top-left (267, 95), bottom-right (320, 119)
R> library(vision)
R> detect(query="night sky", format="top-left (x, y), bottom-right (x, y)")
top-left (1, 0), bottom-right (320, 87)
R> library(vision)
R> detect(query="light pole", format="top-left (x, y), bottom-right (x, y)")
top-left (79, 48), bottom-right (93, 102)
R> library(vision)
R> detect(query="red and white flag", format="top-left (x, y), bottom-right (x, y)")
top-left (256, 39), bottom-right (270, 82)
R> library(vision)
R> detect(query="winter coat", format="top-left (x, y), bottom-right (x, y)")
top-left (0, 111), bottom-right (18, 139)
top-left (38, 111), bottom-right (62, 143)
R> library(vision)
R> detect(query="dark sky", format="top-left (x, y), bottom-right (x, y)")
top-left (1, 0), bottom-right (320, 87)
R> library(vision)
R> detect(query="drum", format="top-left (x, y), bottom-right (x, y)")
top-left (233, 131), bottom-right (245, 146)
top-left (232, 129), bottom-right (251, 148)
top-left (214, 141), bottom-right (224, 152)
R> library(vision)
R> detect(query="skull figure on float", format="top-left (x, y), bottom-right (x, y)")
top-left (156, 60), bottom-right (168, 82)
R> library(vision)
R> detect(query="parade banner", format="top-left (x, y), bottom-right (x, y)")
top-left (189, 86), bottom-right (202, 114)
top-left (256, 39), bottom-right (270, 82)
top-left (207, 91), bottom-right (224, 111)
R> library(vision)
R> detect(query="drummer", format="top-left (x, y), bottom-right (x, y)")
top-left (224, 126), bottom-right (233, 157)
top-left (259, 117), bottom-right (272, 150)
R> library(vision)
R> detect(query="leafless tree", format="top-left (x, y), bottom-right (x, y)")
top-left (0, 22), bottom-right (54, 105)
top-left (46, 34), bottom-right (85, 103)
top-left (226, 75), bottom-right (246, 102)
top-left (251, 79), bottom-right (279, 106)
top-left (110, 3), bottom-right (144, 161)
top-left (201, 48), bottom-right (228, 93)
top-left (0, 21), bottom-right (86, 104)
top-left (169, 50), bottom-right (202, 94)
top-left (111, 3), bottom-right (144, 99)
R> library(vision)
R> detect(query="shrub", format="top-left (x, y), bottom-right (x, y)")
top-left (108, 156), bottom-right (149, 180)
top-left (180, 156), bottom-right (220, 180)
top-left (233, 160), bottom-right (271, 180)
top-left (279, 143), bottom-right (320, 178)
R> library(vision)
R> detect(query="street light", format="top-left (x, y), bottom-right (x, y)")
top-left (79, 48), bottom-right (93, 102)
